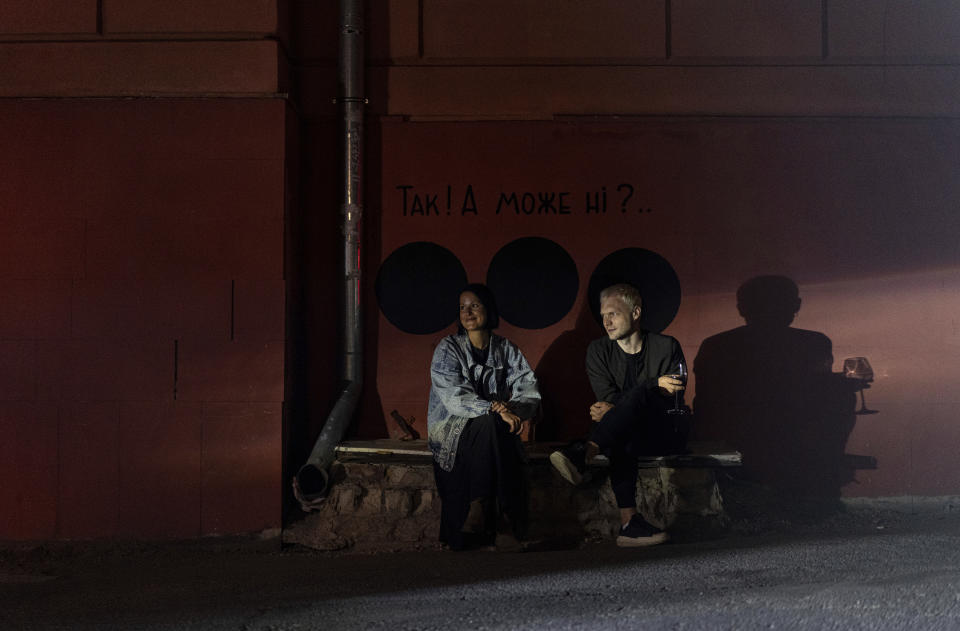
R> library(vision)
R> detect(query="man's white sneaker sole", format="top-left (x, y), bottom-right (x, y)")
top-left (616, 532), bottom-right (669, 547)
top-left (549, 451), bottom-right (583, 485)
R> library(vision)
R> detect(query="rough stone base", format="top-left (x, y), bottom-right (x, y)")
top-left (283, 459), bottom-right (441, 552)
top-left (282, 458), bottom-right (728, 552)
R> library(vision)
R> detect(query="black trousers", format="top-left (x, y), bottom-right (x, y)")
top-left (589, 386), bottom-right (688, 509)
top-left (433, 413), bottom-right (527, 549)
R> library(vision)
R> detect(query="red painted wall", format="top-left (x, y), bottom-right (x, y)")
top-left (3, 0), bottom-right (960, 541)
top-left (0, 0), bottom-right (294, 541)
top-left (366, 119), bottom-right (960, 497)
top-left (0, 100), bottom-right (288, 539)
top-left (334, 0), bottom-right (960, 500)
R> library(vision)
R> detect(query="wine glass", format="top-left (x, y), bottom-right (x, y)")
top-left (667, 359), bottom-right (688, 415)
top-left (842, 357), bottom-right (878, 415)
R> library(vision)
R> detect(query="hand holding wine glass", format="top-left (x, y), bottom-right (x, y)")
top-left (666, 360), bottom-right (688, 415)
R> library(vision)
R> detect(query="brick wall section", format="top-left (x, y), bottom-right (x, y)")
top-left (2, 0), bottom-right (959, 539)
top-left (0, 41), bottom-right (284, 97)
top-left (422, 0), bottom-right (667, 60)
top-left (0, 0), bottom-right (284, 38)
top-left (0, 1), bottom-right (98, 34)
top-left (0, 0), bottom-right (291, 540)
top-left (292, 0), bottom-right (960, 120)
top-left (829, 0), bottom-right (960, 60)
top-left (672, 0), bottom-right (823, 59)
top-left (0, 101), bottom-right (288, 540)
top-left (0, 1), bottom-right (288, 97)
top-left (101, 0), bottom-right (281, 35)
top-left (289, 1), bottom-right (960, 501)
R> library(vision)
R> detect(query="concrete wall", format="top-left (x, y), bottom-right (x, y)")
top-left (0, 1), bottom-right (293, 540)
top-left (1, 0), bottom-right (958, 541)
top-left (319, 1), bottom-right (960, 498)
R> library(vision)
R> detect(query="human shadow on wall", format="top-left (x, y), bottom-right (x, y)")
top-left (693, 275), bottom-right (863, 507)
top-left (535, 301), bottom-right (602, 442)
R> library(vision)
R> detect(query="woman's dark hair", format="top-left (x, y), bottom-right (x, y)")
top-left (457, 283), bottom-right (500, 333)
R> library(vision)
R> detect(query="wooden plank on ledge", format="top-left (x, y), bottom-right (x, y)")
top-left (334, 439), bottom-right (741, 468)
top-left (335, 439), bottom-right (431, 457)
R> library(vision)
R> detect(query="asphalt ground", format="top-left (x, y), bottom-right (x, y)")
top-left (2, 500), bottom-right (960, 630)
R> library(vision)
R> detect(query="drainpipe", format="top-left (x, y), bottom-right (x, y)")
top-left (293, 0), bottom-right (365, 510)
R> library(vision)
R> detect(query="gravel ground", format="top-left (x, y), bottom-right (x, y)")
top-left (2, 498), bottom-right (960, 630)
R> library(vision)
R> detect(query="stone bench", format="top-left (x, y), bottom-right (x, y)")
top-left (282, 440), bottom-right (741, 552)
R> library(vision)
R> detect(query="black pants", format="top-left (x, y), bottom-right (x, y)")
top-left (589, 386), bottom-right (688, 508)
top-left (433, 413), bottom-right (527, 549)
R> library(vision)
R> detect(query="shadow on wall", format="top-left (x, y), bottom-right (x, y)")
top-left (535, 300), bottom-right (603, 442)
top-left (693, 275), bottom-right (867, 500)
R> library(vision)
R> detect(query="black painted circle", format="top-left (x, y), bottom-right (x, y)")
top-left (587, 248), bottom-right (681, 333)
top-left (375, 242), bottom-right (467, 334)
top-left (486, 237), bottom-right (579, 329)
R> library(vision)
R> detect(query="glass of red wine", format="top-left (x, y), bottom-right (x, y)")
top-left (842, 356), bottom-right (878, 415)
top-left (667, 360), bottom-right (688, 415)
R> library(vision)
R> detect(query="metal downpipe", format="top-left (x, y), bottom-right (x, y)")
top-left (293, 0), bottom-right (365, 510)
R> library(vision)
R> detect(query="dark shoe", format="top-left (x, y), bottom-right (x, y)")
top-left (550, 441), bottom-right (589, 485)
top-left (461, 497), bottom-right (491, 534)
top-left (494, 532), bottom-right (525, 552)
top-left (616, 514), bottom-right (669, 547)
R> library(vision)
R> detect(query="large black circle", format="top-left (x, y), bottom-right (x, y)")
top-left (587, 248), bottom-right (681, 333)
top-left (486, 237), bottom-right (579, 329)
top-left (375, 242), bottom-right (467, 334)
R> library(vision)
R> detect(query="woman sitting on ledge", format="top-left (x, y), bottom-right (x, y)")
top-left (427, 283), bottom-right (541, 550)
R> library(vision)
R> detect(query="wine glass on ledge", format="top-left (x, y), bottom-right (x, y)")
top-left (842, 357), bottom-right (878, 415)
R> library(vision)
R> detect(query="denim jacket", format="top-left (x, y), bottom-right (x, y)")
top-left (427, 332), bottom-right (541, 471)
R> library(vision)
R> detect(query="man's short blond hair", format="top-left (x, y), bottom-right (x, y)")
top-left (599, 283), bottom-right (642, 312)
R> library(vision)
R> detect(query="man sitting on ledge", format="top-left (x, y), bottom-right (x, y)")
top-left (550, 283), bottom-right (687, 547)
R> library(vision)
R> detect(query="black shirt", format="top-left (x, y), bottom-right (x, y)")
top-left (622, 346), bottom-right (647, 392)
top-left (585, 331), bottom-right (685, 405)
top-left (469, 343), bottom-right (491, 399)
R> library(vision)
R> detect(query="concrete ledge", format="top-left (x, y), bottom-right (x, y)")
top-left (283, 441), bottom-right (735, 552)
top-left (333, 439), bottom-right (742, 468)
